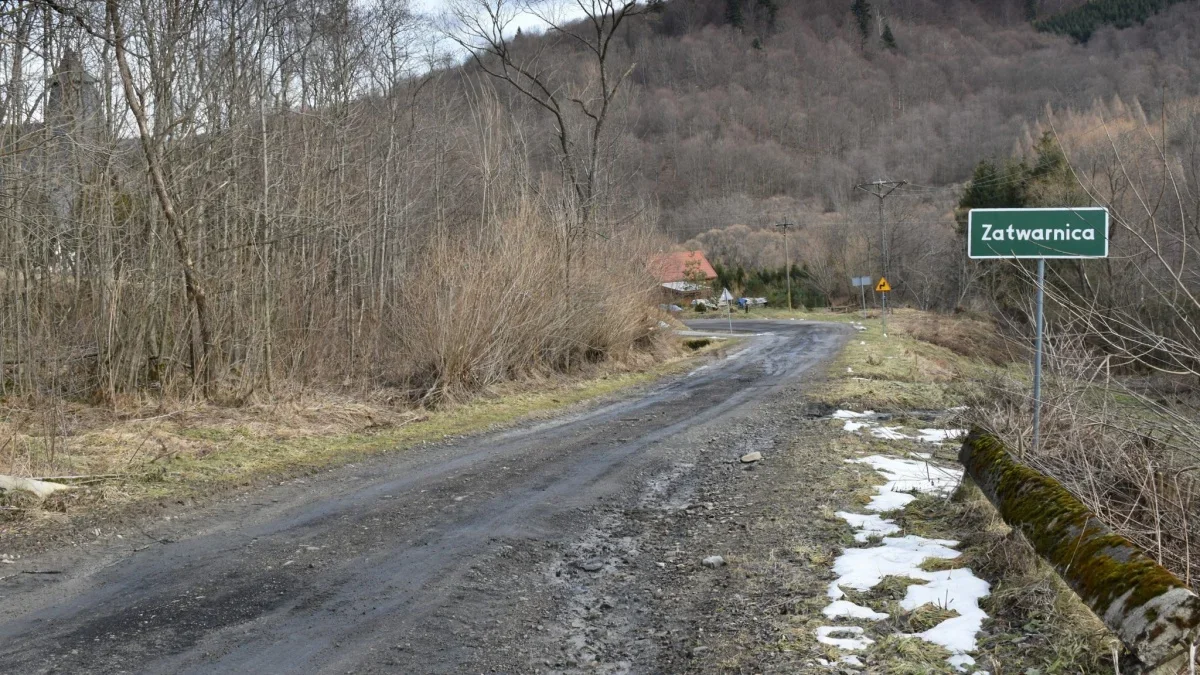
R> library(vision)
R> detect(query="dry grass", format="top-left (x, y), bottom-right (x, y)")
top-left (811, 308), bottom-right (1013, 411)
top-left (968, 365), bottom-right (1200, 590)
top-left (0, 197), bottom-right (682, 518)
top-left (0, 340), bottom-right (713, 523)
top-left (398, 204), bottom-right (670, 403)
top-left (891, 311), bottom-right (1023, 367)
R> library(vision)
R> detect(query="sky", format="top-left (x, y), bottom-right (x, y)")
top-left (413, 0), bottom-right (593, 40)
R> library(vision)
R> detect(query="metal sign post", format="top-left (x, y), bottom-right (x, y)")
top-left (851, 276), bottom-right (871, 317)
top-left (1032, 259), bottom-right (1045, 454)
top-left (720, 288), bottom-right (734, 334)
top-left (875, 277), bottom-right (892, 337)
top-left (968, 207), bottom-right (1110, 453)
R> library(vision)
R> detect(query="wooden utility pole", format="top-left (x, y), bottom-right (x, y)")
top-left (777, 222), bottom-right (793, 310)
top-left (854, 179), bottom-right (906, 287)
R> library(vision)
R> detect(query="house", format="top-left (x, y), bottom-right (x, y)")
top-left (648, 250), bottom-right (717, 298)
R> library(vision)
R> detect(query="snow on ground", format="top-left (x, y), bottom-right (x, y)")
top-left (904, 569), bottom-right (992, 669)
top-left (818, 452), bottom-right (989, 673)
top-left (823, 599), bottom-right (890, 621)
top-left (836, 511), bottom-right (901, 542)
top-left (832, 410), bottom-right (966, 445)
top-left (918, 428), bottom-right (968, 443)
top-left (816, 625), bottom-right (874, 650)
top-left (869, 426), bottom-right (909, 440)
top-left (847, 455), bottom-right (962, 512)
top-left (826, 535), bottom-right (961, 599)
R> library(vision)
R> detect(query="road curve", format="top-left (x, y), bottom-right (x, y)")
top-left (0, 320), bottom-right (847, 674)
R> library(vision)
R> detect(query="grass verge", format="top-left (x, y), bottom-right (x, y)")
top-left (785, 309), bottom-right (1116, 672)
top-left (0, 337), bottom-right (732, 535)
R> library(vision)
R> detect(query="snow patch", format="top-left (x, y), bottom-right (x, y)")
top-left (834, 409), bottom-right (965, 444)
top-left (918, 428), bottom-right (968, 444)
top-left (850, 455), bottom-right (961, 512)
top-left (819, 454), bottom-right (990, 673)
top-left (816, 625), bottom-right (873, 651)
top-left (869, 426), bottom-right (909, 441)
top-left (823, 599), bottom-right (890, 621)
top-left (836, 511), bottom-right (901, 542)
top-left (828, 535), bottom-right (961, 596)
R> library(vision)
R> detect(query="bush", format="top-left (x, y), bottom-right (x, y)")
top-left (396, 203), bottom-right (667, 403)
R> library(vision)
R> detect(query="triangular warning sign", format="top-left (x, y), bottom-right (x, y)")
top-left (875, 277), bottom-right (892, 293)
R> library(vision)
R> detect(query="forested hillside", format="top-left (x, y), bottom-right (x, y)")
top-left (591, 0), bottom-right (1200, 234)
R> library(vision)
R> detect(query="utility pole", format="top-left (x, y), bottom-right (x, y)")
top-left (777, 222), bottom-right (793, 311)
top-left (854, 179), bottom-right (906, 284)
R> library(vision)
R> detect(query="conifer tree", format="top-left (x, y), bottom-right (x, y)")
top-left (851, 0), bottom-right (872, 48)
top-left (881, 21), bottom-right (897, 50)
top-left (726, 0), bottom-right (745, 28)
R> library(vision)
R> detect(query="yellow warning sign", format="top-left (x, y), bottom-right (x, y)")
top-left (875, 277), bottom-right (892, 293)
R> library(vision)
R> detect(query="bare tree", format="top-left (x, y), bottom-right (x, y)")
top-left (447, 0), bottom-right (641, 225)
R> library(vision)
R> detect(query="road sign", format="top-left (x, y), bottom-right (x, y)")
top-left (851, 276), bottom-right (872, 287)
top-left (967, 206), bottom-right (1110, 454)
top-left (875, 277), bottom-right (891, 293)
top-left (968, 207), bottom-right (1109, 259)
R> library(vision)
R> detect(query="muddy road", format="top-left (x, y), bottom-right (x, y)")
top-left (0, 320), bottom-right (848, 674)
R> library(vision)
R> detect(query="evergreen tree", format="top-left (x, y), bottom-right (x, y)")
top-left (726, 0), bottom-right (745, 28)
top-left (756, 0), bottom-right (779, 29)
top-left (1035, 0), bottom-right (1185, 43)
top-left (1024, 0), bottom-right (1039, 21)
top-left (850, 0), bottom-right (872, 48)
top-left (954, 158), bottom-right (1029, 234)
top-left (881, 21), bottom-right (897, 50)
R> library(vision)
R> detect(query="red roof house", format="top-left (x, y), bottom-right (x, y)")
top-left (648, 250), bottom-right (717, 283)
top-left (648, 251), bottom-right (718, 297)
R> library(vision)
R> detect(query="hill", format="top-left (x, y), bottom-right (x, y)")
top-left (587, 0), bottom-right (1200, 236)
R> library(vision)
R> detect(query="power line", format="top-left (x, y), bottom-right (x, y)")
top-left (855, 179), bottom-right (906, 282)
top-left (777, 222), bottom-right (793, 310)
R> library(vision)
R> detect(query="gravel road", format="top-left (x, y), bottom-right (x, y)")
top-left (0, 320), bottom-right (848, 674)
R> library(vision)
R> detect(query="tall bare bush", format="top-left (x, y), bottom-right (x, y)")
top-left (399, 199), bottom-right (665, 402)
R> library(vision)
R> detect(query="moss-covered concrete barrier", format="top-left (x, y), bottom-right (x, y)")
top-left (960, 428), bottom-right (1200, 670)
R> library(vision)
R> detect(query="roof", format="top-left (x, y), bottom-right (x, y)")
top-left (661, 281), bottom-right (706, 293)
top-left (648, 250), bottom-right (717, 283)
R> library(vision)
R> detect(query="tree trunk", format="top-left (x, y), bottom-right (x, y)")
top-left (107, 0), bottom-right (214, 394)
top-left (960, 429), bottom-right (1200, 670)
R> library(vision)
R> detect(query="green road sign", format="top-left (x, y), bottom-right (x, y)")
top-left (967, 207), bottom-right (1109, 259)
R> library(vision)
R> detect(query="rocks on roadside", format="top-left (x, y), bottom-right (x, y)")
top-left (739, 452), bottom-right (762, 463)
top-left (576, 559), bottom-right (605, 572)
top-left (701, 555), bottom-right (726, 568)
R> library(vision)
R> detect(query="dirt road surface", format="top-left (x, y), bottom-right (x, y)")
top-left (0, 320), bottom-right (849, 674)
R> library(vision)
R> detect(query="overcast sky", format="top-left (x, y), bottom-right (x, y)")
top-left (412, 0), bottom-right (593, 39)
